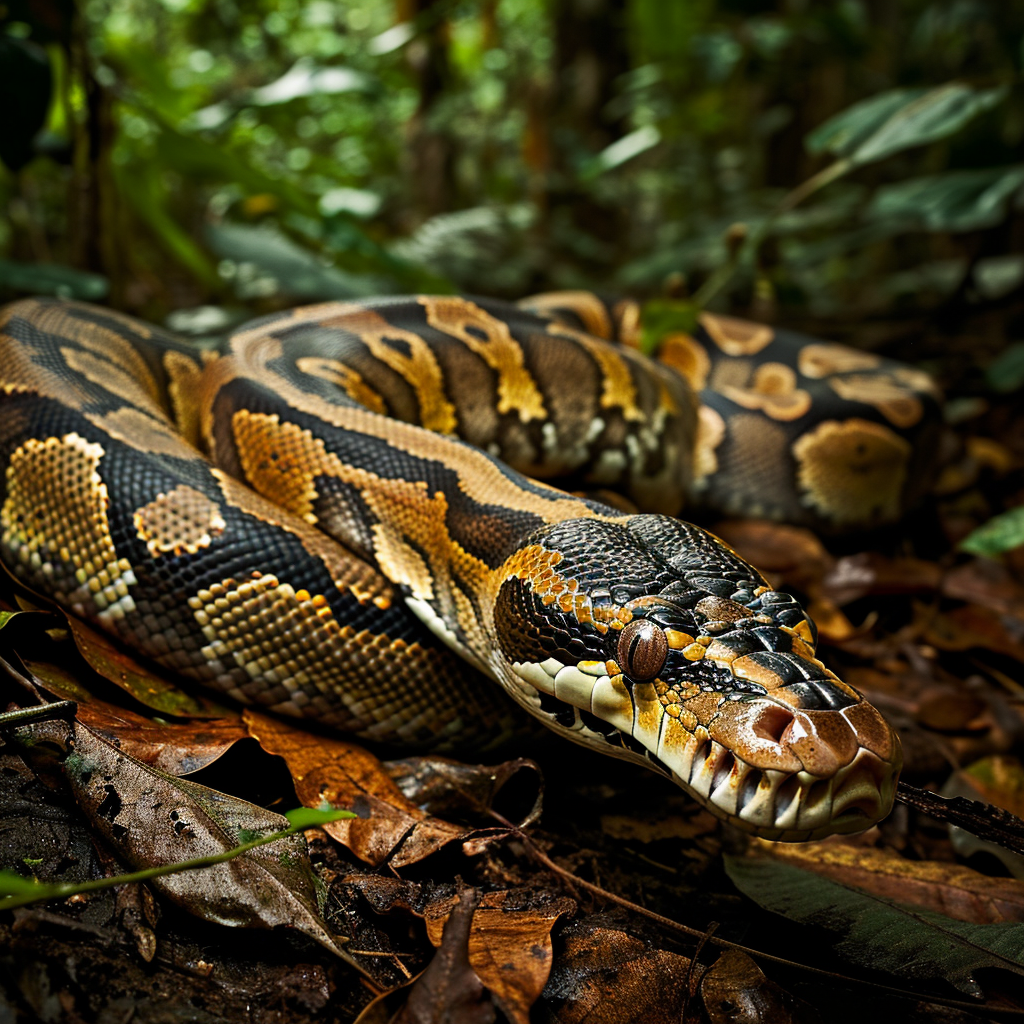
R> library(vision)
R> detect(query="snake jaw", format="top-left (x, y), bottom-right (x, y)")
top-left (507, 654), bottom-right (901, 840)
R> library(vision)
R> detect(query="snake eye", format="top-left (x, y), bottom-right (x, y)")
top-left (617, 619), bottom-right (668, 682)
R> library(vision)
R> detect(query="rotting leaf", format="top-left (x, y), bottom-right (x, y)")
top-left (394, 888), bottom-right (495, 1024)
top-left (384, 756), bottom-right (543, 827)
top-left (60, 718), bottom-right (359, 970)
top-left (424, 889), bottom-right (575, 1024)
top-left (24, 658), bottom-right (247, 776)
top-left (64, 614), bottom-right (232, 719)
top-left (753, 839), bottom-right (1024, 924)
top-left (244, 710), bottom-right (467, 867)
top-left (700, 949), bottom-right (815, 1024)
top-left (536, 918), bottom-right (692, 1024)
top-left (724, 854), bottom-right (1024, 996)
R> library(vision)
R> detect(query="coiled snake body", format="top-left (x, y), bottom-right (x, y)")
top-left (0, 294), bottom-right (940, 840)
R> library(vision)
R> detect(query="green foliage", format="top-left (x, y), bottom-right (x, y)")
top-left (959, 507), bottom-right (1024, 558)
top-left (725, 855), bottom-right (1024, 997)
top-left (0, 0), bottom-right (1022, 327)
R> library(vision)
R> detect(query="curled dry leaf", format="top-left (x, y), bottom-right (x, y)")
top-left (24, 659), bottom-right (247, 776)
top-left (60, 718), bottom-right (358, 970)
top-left (64, 614), bottom-right (232, 719)
top-left (701, 949), bottom-right (817, 1024)
top-left (384, 755), bottom-right (544, 827)
top-left (394, 888), bottom-right (495, 1024)
top-left (424, 889), bottom-right (575, 1024)
top-left (754, 838), bottom-right (1024, 924)
top-left (244, 710), bottom-right (467, 868)
top-left (536, 918), bottom-right (692, 1024)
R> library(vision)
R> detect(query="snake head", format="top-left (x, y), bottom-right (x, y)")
top-left (493, 515), bottom-right (901, 841)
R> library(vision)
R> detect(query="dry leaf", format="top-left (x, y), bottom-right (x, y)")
top-left (64, 614), bottom-right (232, 718)
top-left (424, 889), bottom-right (575, 1024)
top-left (701, 949), bottom-right (816, 1024)
top-left (244, 710), bottom-right (466, 867)
top-left (60, 719), bottom-right (356, 967)
top-left (394, 888), bottom-right (495, 1024)
top-left (536, 919), bottom-right (692, 1024)
top-left (754, 839), bottom-right (1024, 924)
top-left (24, 659), bottom-right (246, 775)
top-left (384, 755), bottom-right (543, 827)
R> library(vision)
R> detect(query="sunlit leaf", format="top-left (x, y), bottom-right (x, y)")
top-left (284, 806), bottom-right (358, 828)
top-left (867, 165), bottom-right (1024, 233)
top-left (249, 60), bottom-right (369, 105)
top-left (725, 854), bottom-right (1024, 996)
top-left (807, 84), bottom-right (1008, 167)
top-left (959, 508), bottom-right (1024, 557)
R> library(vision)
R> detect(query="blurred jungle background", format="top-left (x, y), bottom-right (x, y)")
top-left (2, 0), bottom-right (1024, 351)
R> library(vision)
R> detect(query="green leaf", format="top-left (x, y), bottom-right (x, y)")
top-left (985, 342), bottom-right (1024, 394)
top-left (0, 260), bottom-right (108, 301)
top-left (285, 807), bottom-right (358, 829)
top-left (724, 854), bottom-right (1024, 997)
top-left (807, 88), bottom-right (927, 157)
top-left (867, 165), bottom-right (1024, 233)
top-left (959, 507), bottom-right (1024, 557)
top-left (638, 298), bottom-right (701, 355)
top-left (806, 84), bottom-right (1008, 167)
top-left (206, 222), bottom-right (391, 300)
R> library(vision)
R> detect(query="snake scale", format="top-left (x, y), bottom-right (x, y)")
top-left (0, 292), bottom-right (943, 840)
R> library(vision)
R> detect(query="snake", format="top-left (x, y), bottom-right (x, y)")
top-left (0, 293), bottom-right (942, 841)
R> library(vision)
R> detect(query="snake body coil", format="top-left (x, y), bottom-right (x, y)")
top-left (0, 294), bottom-right (938, 839)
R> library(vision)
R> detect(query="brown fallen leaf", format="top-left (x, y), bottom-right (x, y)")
top-left (53, 718), bottom-right (360, 970)
top-left (822, 552), bottom-right (943, 605)
top-left (244, 710), bottom-right (467, 867)
top-left (424, 889), bottom-right (575, 1024)
top-left (384, 755), bottom-right (544, 827)
top-left (393, 888), bottom-right (495, 1024)
top-left (64, 614), bottom-right (232, 718)
top-left (922, 603), bottom-right (1024, 663)
top-left (24, 659), bottom-right (247, 775)
top-left (536, 918), bottom-right (692, 1024)
top-left (942, 559), bottom-right (1024, 619)
top-left (754, 838), bottom-right (1024, 923)
top-left (701, 949), bottom-right (818, 1024)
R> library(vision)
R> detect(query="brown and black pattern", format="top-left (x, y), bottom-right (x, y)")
top-left (1, 293), bottom-right (920, 838)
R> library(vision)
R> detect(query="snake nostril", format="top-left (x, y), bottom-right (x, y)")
top-left (754, 705), bottom-right (794, 745)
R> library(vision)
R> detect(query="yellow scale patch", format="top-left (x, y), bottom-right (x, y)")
top-left (420, 296), bottom-right (546, 423)
top-left (229, 410), bottom-right (491, 646)
top-left (133, 485), bottom-right (226, 558)
top-left (1, 433), bottom-right (136, 616)
top-left (792, 418), bottom-right (911, 526)
top-left (187, 573), bottom-right (401, 722)
top-left (719, 362), bottom-right (812, 422)
top-left (320, 306), bottom-right (458, 434)
top-left (295, 356), bottom-right (388, 417)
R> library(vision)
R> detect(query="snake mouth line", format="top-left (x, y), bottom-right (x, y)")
top-left (509, 656), bottom-right (900, 841)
